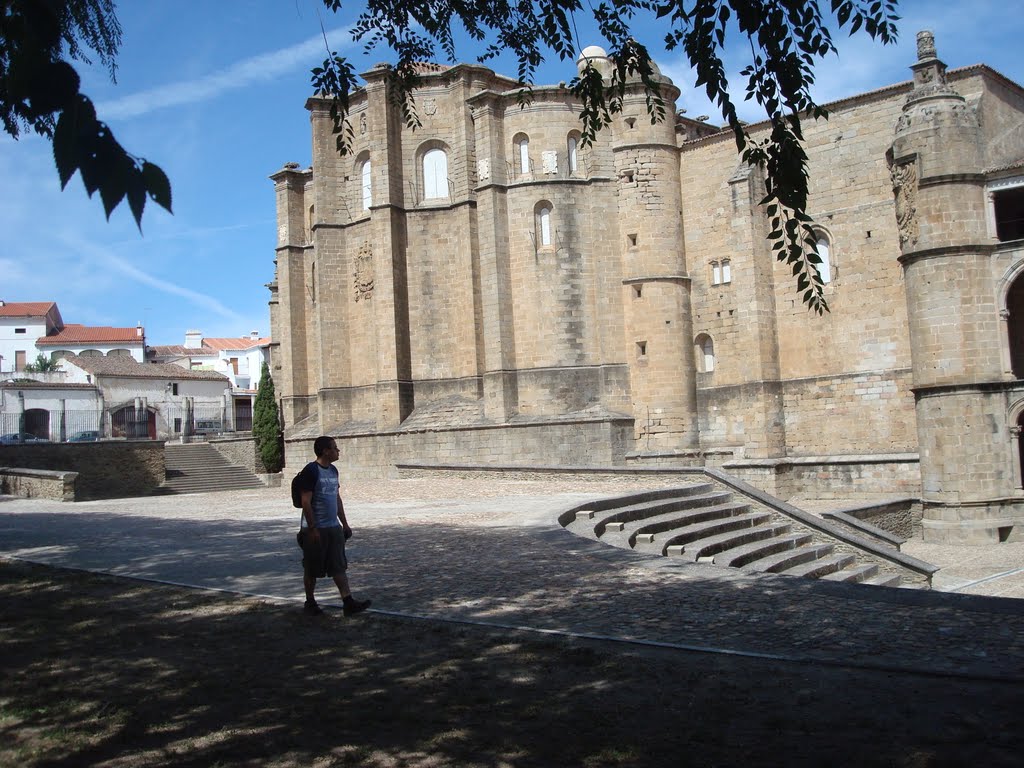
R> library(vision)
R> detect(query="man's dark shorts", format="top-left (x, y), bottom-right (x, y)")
top-left (301, 526), bottom-right (348, 578)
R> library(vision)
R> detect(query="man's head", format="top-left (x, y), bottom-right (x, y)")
top-left (313, 435), bottom-right (337, 458)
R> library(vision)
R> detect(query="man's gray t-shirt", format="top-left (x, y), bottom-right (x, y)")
top-left (298, 462), bottom-right (341, 529)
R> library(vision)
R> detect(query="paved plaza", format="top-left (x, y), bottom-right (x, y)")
top-left (2, 476), bottom-right (1023, 682)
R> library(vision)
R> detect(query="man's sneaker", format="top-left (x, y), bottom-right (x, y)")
top-left (303, 600), bottom-right (324, 616)
top-left (343, 598), bottom-right (371, 617)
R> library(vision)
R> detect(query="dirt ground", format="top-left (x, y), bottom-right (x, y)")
top-left (1, 559), bottom-right (1021, 768)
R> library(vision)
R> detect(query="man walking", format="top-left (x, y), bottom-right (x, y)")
top-left (296, 435), bottom-right (372, 616)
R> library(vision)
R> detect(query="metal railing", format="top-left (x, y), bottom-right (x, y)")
top-left (0, 406), bottom-right (253, 442)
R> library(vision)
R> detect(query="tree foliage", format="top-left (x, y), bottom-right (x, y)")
top-left (23, 353), bottom-right (59, 372)
top-left (253, 362), bottom-right (282, 473)
top-left (0, 0), bottom-right (171, 228)
top-left (312, 0), bottom-right (900, 313)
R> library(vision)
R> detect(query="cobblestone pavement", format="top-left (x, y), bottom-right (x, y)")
top-left (2, 477), bottom-right (1023, 682)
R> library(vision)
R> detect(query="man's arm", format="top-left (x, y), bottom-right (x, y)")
top-left (337, 492), bottom-right (351, 533)
top-left (301, 490), bottom-right (319, 539)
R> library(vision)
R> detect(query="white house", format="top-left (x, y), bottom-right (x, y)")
top-left (147, 330), bottom-right (271, 430)
top-left (0, 301), bottom-right (63, 373)
top-left (0, 300), bottom-right (145, 373)
top-left (58, 354), bottom-right (232, 439)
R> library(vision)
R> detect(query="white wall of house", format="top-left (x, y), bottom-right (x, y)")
top-left (0, 317), bottom-right (48, 373)
top-left (0, 384), bottom-right (102, 439)
top-left (43, 341), bottom-right (146, 363)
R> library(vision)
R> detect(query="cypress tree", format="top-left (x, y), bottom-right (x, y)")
top-left (252, 362), bottom-right (282, 472)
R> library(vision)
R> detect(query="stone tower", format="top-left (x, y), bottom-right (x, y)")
top-left (592, 48), bottom-right (700, 456)
top-left (890, 31), bottom-right (1020, 543)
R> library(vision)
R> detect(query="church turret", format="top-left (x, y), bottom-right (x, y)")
top-left (891, 32), bottom-right (1016, 543)
top-left (607, 51), bottom-right (701, 455)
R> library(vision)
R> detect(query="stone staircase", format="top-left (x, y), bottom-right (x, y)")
top-left (561, 477), bottom-right (936, 588)
top-left (162, 443), bottom-right (265, 495)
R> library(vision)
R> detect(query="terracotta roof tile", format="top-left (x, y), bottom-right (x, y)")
top-left (0, 301), bottom-right (58, 318)
top-left (37, 325), bottom-right (144, 345)
top-left (201, 337), bottom-right (270, 351)
top-left (62, 354), bottom-right (229, 382)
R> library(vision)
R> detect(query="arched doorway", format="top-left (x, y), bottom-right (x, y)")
top-left (24, 408), bottom-right (49, 440)
top-left (1006, 275), bottom-right (1024, 377)
top-left (111, 406), bottom-right (156, 439)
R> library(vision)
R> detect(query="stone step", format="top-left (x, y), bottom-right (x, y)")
top-left (862, 573), bottom-right (903, 587)
top-left (673, 523), bottom-right (793, 563)
top-left (649, 511), bottom-right (774, 553)
top-left (608, 502), bottom-right (752, 550)
top-left (162, 443), bottom-right (262, 495)
top-left (710, 532), bottom-right (813, 568)
top-left (596, 491), bottom-right (734, 536)
top-left (782, 553), bottom-right (856, 579)
top-left (819, 564), bottom-right (880, 583)
top-left (744, 543), bottom-right (835, 574)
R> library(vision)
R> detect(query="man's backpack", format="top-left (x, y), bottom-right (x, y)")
top-left (291, 463), bottom-right (314, 508)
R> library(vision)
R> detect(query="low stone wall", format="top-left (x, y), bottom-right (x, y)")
top-left (724, 454), bottom-right (922, 501)
top-left (285, 418), bottom-right (634, 479)
top-left (0, 441), bottom-right (165, 500)
top-left (210, 436), bottom-right (270, 475)
top-left (827, 499), bottom-right (920, 540)
top-left (0, 467), bottom-right (78, 501)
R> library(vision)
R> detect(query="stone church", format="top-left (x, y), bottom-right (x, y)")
top-left (269, 33), bottom-right (1024, 544)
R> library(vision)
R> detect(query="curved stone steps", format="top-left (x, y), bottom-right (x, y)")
top-left (819, 564), bottom-right (882, 583)
top-left (711, 533), bottom-right (814, 568)
top-left (594, 490), bottom-right (733, 537)
top-left (562, 479), bottom-right (928, 589)
top-left (652, 511), bottom-right (775, 553)
top-left (605, 501), bottom-right (752, 549)
top-left (743, 543), bottom-right (836, 574)
top-left (669, 523), bottom-right (796, 563)
top-left (783, 553), bottom-right (856, 579)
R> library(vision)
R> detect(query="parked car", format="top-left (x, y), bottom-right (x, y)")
top-left (193, 419), bottom-right (223, 435)
top-left (67, 430), bottom-right (101, 442)
top-left (0, 432), bottom-right (50, 444)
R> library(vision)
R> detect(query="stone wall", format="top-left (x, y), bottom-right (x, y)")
top-left (0, 441), bottom-right (165, 500)
top-left (210, 436), bottom-right (269, 475)
top-left (0, 467), bottom-right (77, 501)
top-left (284, 417), bottom-right (633, 478)
top-left (725, 454), bottom-right (922, 502)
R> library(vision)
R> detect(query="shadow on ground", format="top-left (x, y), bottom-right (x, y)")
top-left (2, 560), bottom-right (1023, 768)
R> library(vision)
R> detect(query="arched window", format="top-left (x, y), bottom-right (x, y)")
top-left (814, 231), bottom-right (832, 284)
top-left (423, 148), bottom-right (449, 199)
top-left (567, 133), bottom-right (580, 175)
top-left (1007, 275), bottom-right (1024, 378)
top-left (535, 202), bottom-right (552, 247)
top-left (360, 159), bottom-right (372, 210)
top-left (107, 349), bottom-right (132, 357)
top-left (695, 334), bottom-right (715, 373)
top-left (513, 133), bottom-right (530, 176)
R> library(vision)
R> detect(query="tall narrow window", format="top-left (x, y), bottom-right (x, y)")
top-left (516, 135), bottom-right (530, 175)
top-left (360, 160), bottom-right (372, 210)
top-left (537, 205), bottom-right (552, 247)
top-left (423, 148), bottom-right (448, 199)
top-left (567, 134), bottom-right (579, 174)
top-left (815, 232), bottom-right (832, 284)
top-left (711, 261), bottom-right (721, 285)
top-left (721, 259), bottom-right (732, 284)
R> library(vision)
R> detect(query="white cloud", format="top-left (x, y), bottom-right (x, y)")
top-left (97, 25), bottom-right (352, 120)
top-left (65, 238), bottom-right (245, 324)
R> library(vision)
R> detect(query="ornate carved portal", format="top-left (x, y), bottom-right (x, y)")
top-left (354, 241), bottom-right (374, 302)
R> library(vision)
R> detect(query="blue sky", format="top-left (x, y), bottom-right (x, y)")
top-left (1, 0), bottom-right (1022, 346)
